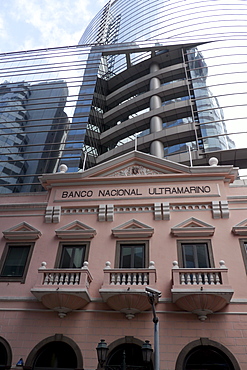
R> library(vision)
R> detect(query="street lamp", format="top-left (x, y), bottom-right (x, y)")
top-left (96, 339), bottom-right (109, 368)
top-left (145, 287), bottom-right (161, 370)
top-left (141, 340), bottom-right (153, 364)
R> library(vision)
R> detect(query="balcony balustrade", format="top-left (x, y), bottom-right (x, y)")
top-left (31, 261), bottom-right (93, 318)
top-left (100, 261), bottom-right (157, 319)
top-left (171, 260), bottom-right (234, 320)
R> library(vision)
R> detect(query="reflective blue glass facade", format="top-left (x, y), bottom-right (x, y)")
top-left (74, 0), bottom-right (247, 169)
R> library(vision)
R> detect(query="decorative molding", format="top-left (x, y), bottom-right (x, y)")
top-left (3, 222), bottom-right (42, 240)
top-left (55, 220), bottom-right (96, 239)
top-left (115, 205), bottom-right (153, 213)
top-left (98, 204), bottom-right (114, 222)
top-left (221, 200), bottom-right (229, 219)
top-left (45, 206), bottom-right (61, 223)
top-left (98, 204), bottom-right (106, 222)
top-left (171, 204), bottom-right (211, 211)
top-left (109, 165), bottom-right (162, 177)
top-left (107, 204), bottom-right (114, 221)
top-left (212, 201), bottom-right (221, 219)
top-left (232, 219), bottom-right (247, 235)
top-left (171, 217), bottom-right (215, 237)
top-left (212, 201), bottom-right (229, 219)
top-left (112, 219), bottom-right (154, 238)
top-left (61, 207), bottom-right (98, 215)
top-left (154, 202), bottom-right (170, 220)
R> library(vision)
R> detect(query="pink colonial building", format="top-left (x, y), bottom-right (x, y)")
top-left (1, 151), bottom-right (247, 370)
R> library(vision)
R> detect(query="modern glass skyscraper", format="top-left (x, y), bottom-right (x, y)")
top-left (0, 0), bottom-right (247, 192)
top-left (61, 0), bottom-right (246, 170)
top-left (0, 80), bottom-right (69, 193)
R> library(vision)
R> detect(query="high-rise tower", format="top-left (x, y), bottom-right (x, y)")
top-left (60, 0), bottom-right (246, 171)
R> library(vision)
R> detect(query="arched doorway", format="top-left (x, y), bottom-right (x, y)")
top-left (105, 337), bottom-right (153, 370)
top-left (184, 345), bottom-right (234, 369)
top-left (0, 337), bottom-right (12, 369)
top-left (33, 341), bottom-right (77, 370)
top-left (25, 334), bottom-right (83, 370)
top-left (175, 338), bottom-right (240, 370)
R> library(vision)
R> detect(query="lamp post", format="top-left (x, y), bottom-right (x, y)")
top-left (145, 288), bottom-right (161, 370)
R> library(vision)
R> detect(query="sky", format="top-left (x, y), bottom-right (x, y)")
top-left (0, 0), bottom-right (107, 54)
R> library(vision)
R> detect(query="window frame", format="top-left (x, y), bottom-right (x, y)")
top-left (115, 241), bottom-right (149, 268)
top-left (239, 239), bottom-right (247, 273)
top-left (55, 242), bottom-right (90, 269)
top-left (0, 242), bottom-right (34, 283)
top-left (177, 240), bottom-right (214, 268)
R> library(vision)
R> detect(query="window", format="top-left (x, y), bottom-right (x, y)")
top-left (56, 243), bottom-right (89, 268)
top-left (240, 240), bottom-right (247, 273)
top-left (0, 243), bottom-right (34, 282)
top-left (177, 241), bottom-right (214, 268)
top-left (115, 241), bottom-right (149, 268)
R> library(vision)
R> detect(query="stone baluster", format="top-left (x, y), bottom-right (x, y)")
top-left (44, 273), bottom-right (49, 285)
top-left (69, 273), bottom-right (74, 285)
top-left (110, 273), bottom-right (115, 285)
top-left (180, 273), bottom-right (185, 285)
top-left (120, 273), bottom-right (124, 285)
top-left (127, 273), bottom-right (131, 285)
top-left (75, 272), bottom-right (80, 285)
top-left (204, 273), bottom-right (209, 285)
top-left (186, 273), bottom-right (191, 285)
top-left (215, 272), bottom-right (221, 285)
top-left (143, 273), bottom-right (148, 285)
top-left (64, 273), bottom-right (69, 285)
top-left (59, 273), bottom-right (64, 285)
top-left (209, 273), bottom-right (214, 285)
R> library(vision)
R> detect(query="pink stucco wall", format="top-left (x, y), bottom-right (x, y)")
top-left (0, 153), bottom-right (247, 369)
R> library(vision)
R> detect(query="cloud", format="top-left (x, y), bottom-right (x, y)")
top-left (0, 14), bottom-right (8, 41)
top-left (6, 0), bottom-right (104, 51)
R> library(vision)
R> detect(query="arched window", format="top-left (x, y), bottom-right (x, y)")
top-left (25, 335), bottom-right (83, 370)
top-left (105, 339), bottom-right (153, 370)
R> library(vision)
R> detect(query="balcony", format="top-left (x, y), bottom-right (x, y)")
top-left (171, 260), bottom-right (234, 320)
top-left (99, 261), bottom-right (157, 319)
top-left (31, 261), bottom-right (93, 318)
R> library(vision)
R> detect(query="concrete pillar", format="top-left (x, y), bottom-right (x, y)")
top-left (150, 77), bottom-right (160, 90)
top-left (149, 62), bottom-right (164, 158)
top-left (150, 95), bottom-right (162, 110)
top-left (150, 140), bottom-right (164, 157)
top-left (150, 116), bottom-right (162, 133)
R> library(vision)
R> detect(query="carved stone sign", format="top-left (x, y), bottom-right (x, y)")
top-left (55, 183), bottom-right (219, 201)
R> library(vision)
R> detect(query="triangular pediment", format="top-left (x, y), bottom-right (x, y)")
top-left (171, 217), bottom-right (215, 237)
top-left (3, 222), bottom-right (42, 240)
top-left (112, 219), bottom-right (154, 238)
top-left (85, 151), bottom-right (190, 178)
top-left (40, 150), bottom-right (238, 190)
top-left (232, 219), bottom-right (247, 235)
top-left (55, 220), bottom-right (96, 239)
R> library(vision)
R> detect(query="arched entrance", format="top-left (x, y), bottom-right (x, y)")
top-left (24, 334), bottom-right (83, 370)
top-left (0, 337), bottom-right (12, 369)
top-left (105, 337), bottom-right (153, 370)
top-left (175, 338), bottom-right (240, 370)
